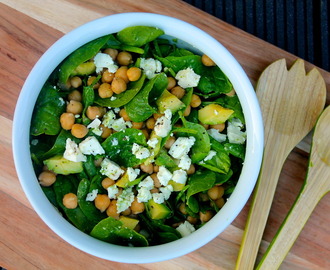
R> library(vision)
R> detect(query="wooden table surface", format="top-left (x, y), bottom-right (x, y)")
top-left (1, 1), bottom-right (329, 269)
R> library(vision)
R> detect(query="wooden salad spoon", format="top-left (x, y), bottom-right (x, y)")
top-left (257, 105), bottom-right (330, 269)
top-left (235, 58), bottom-right (326, 270)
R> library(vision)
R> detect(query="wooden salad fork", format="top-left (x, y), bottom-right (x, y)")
top-left (235, 59), bottom-right (326, 269)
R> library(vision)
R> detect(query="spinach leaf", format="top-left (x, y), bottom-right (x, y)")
top-left (117, 26), bottom-right (164, 47)
top-left (224, 143), bottom-right (246, 160)
top-left (53, 175), bottom-right (93, 232)
top-left (83, 155), bottom-right (98, 179)
top-left (31, 83), bottom-right (65, 136)
top-left (94, 73), bottom-right (146, 107)
top-left (58, 35), bottom-right (110, 84)
top-left (187, 195), bottom-right (199, 213)
top-left (41, 186), bottom-right (58, 208)
top-left (125, 73), bottom-right (167, 122)
top-left (114, 227), bottom-right (148, 247)
top-left (89, 174), bottom-right (104, 194)
top-left (155, 149), bottom-right (178, 169)
top-left (101, 128), bottom-right (147, 167)
top-left (186, 170), bottom-right (216, 199)
top-left (81, 76), bottom-right (99, 125)
top-left (215, 169), bottom-right (233, 185)
top-left (77, 179), bottom-right (107, 224)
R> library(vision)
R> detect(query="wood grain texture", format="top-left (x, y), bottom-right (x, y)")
top-left (0, 1), bottom-right (329, 269)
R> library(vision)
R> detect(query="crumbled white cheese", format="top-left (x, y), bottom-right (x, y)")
top-left (127, 167), bottom-right (140, 182)
top-left (139, 58), bottom-right (162, 79)
top-left (31, 139), bottom-right (38, 146)
top-left (176, 221), bottom-right (196, 237)
top-left (152, 192), bottom-right (165, 204)
top-left (175, 67), bottom-right (200, 88)
top-left (227, 119), bottom-right (246, 144)
top-left (203, 150), bottom-right (217, 162)
top-left (102, 110), bottom-right (116, 128)
top-left (110, 96), bottom-right (117, 101)
top-left (79, 136), bottom-right (105, 155)
top-left (178, 154), bottom-right (192, 170)
top-left (75, 114), bottom-right (80, 119)
top-left (100, 158), bottom-right (124, 180)
top-left (138, 176), bottom-right (154, 190)
top-left (154, 109), bottom-right (172, 137)
top-left (113, 107), bottom-right (120, 113)
top-left (112, 117), bottom-right (127, 132)
top-left (87, 119), bottom-right (103, 136)
top-left (168, 136), bottom-right (196, 159)
top-left (111, 138), bottom-right (118, 146)
top-left (94, 52), bottom-right (118, 73)
top-left (132, 143), bottom-right (150, 160)
top-left (63, 138), bottom-right (87, 162)
top-left (58, 97), bottom-right (65, 106)
top-left (159, 185), bottom-right (173, 200)
top-left (86, 189), bottom-right (98, 201)
top-left (116, 187), bottom-right (135, 213)
top-left (137, 187), bottom-right (152, 203)
top-left (107, 185), bottom-right (119, 199)
top-left (157, 166), bottom-right (173, 186)
top-left (147, 137), bottom-right (159, 148)
top-left (207, 128), bottom-right (227, 143)
top-left (172, 169), bottom-right (187, 184)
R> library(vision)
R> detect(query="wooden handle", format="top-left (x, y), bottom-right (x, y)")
top-left (235, 140), bottom-right (288, 270)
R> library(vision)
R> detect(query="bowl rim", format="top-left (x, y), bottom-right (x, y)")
top-left (12, 12), bottom-right (264, 264)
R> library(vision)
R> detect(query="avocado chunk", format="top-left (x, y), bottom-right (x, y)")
top-left (198, 104), bottom-right (234, 125)
top-left (119, 216), bottom-right (139, 230)
top-left (44, 155), bottom-right (83, 175)
top-left (156, 90), bottom-right (185, 113)
top-left (71, 62), bottom-right (96, 77)
top-left (146, 199), bottom-right (171, 220)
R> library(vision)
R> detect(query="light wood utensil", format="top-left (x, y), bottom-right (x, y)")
top-left (256, 105), bottom-right (330, 269)
top-left (235, 58), bottom-right (326, 270)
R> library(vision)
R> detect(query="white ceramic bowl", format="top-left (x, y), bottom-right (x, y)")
top-left (13, 13), bottom-right (263, 263)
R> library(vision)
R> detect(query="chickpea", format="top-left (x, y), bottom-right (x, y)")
top-left (119, 108), bottom-right (130, 121)
top-left (64, 79), bottom-right (71, 89)
top-left (94, 157), bottom-right (103, 167)
top-left (179, 203), bottom-right (187, 215)
top-left (140, 163), bottom-right (154, 174)
top-left (207, 186), bottom-right (224, 200)
top-left (101, 177), bottom-right (115, 189)
top-left (199, 210), bottom-right (214, 223)
top-left (116, 51), bottom-right (133, 66)
top-left (171, 86), bottom-right (185, 99)
top-left (190, 94), bottom-right (202, 108)
top-left (131, 198), bottom-right (145, 214)
top-left (100, 124), bottom-right (112, 138)
top-left (63, 193), bottom-right (78, 209)
top-left (70, 76), bottom-right (82, 88)
top-left (200, 122), bottom-right (209, 129)
top-left (68, 90), bottom-right (82, 102)
top-left (112, 77), bottom-right (127, 94)
top-left (121, 207), bottom-right (132, 216)
top-left (87, 76), bottom-right (100, 89)
top-left (98, 83), bottom-right (113, 98)
top-left (187, 164), bottom-right (196, 175)
top-left (104, 48), bottom-right (118, 60)
top-left (71, 124), bottom-right (88, 138)
top-left (167, 76), bottom-right (176, 90)
top-left (165, 136), bottom-right (176, 149)
top-left (95, 194), bottom-right (110, 212)
top-left (201, 54), bottom-right (216, 66)
top-left (210, 123), bottom-right (225, 132)
top-left (115, 66), bottom-right (129, 83)
top-left (141, 129), bottom-right (149, 140)
top-left (183, 105), bottom-right (191, 117)
top-left (127, 67), bottom-right (141, 81)
top-left (86, 106), bottom-right (105, 120)
top-left (215, 197), bottom-right (225, 209)
top-left (106, 200), bottom-right (120, 219)
top-left (150, 173), bottom-right (161, 188)
top-left (38, 171), bottom-right (56, 187)
top-left (153, 165), bottom-right (159, 173)
top-left (146, 117), bottom-right (156, 130)
top-left (150, 188), bottom-right (159, 194)
top-left (60, 112), bottom-right (75, 130)
top-left (153, 113), bottom-right (163, 120)
top-left (226, 88), bottom-right (236, 97)
top-left (187, 216), bottom-right (198, 224)
top-left (102, 69), bottom-right (115, 83)
top-left (66, 100), bottom-right (83, 114)
top-left (199, 193), bottom-right (209, 202)
top-left (132, 121), bottom-right (143, 129)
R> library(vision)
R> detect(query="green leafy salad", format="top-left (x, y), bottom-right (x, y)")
top-left (30, 26), bottom-right (247, 247)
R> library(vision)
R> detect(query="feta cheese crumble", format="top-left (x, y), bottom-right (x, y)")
top-left (100, 158), bottom-right (124, 180)
top-left (159, 184), bottom-right (173, 200)
top-left (157, 166), bottom-right (173, 186)
top-left (116, 187), bottom-right (135, 213)
top-left (127, 167), bottom-right (140, 182)
top-left (207, 128), bottom-right (227, 143)
top-left (168, 136), bottom-right (196, 159)
top-left (152, 192), bottom-right (165, 204)
top-left (79, 136), bottom-right (105, 155)
top-left (102, 110), bottom-right (116, 128)
top-left (94, 52), bottom-right (118, 73)
top-left (203, 150), bottom-right (217, 162)
top-left (139, 58), bottom-right (162, 79)
top-left (138, 176), bottom-right (154, 190)
top-left (175, 67), bottom-right (201, 88)
top-left (227, 118), bottom-right (246, 144)
top-left (132, 143), bottom-right (150, 159)
top-left (147, 137), bottom-right (159, 148)
top-left (107, 185), bottom-right (119, 199)
top-left (178, 154), bottom-right (192, 170)
top-left (63, 138), bottom-right (87, 162)
top-left (87, 118), bottom-right (103, 136)
top-left (172, 169), bottom-right (187, 184)
top-left (176, 221), bottom-right (196, 237)
top-left (137, 187), bottom-right (152, 203)
top-left (154, 109), bottom-right (172, 137)
top-left (86, 189), bottom-right (98, 201)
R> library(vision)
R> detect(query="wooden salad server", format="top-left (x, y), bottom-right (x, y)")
top-left (235, 59), bottom-right (326, 269)
top-left (257, 105), bottom-right (330, 269)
